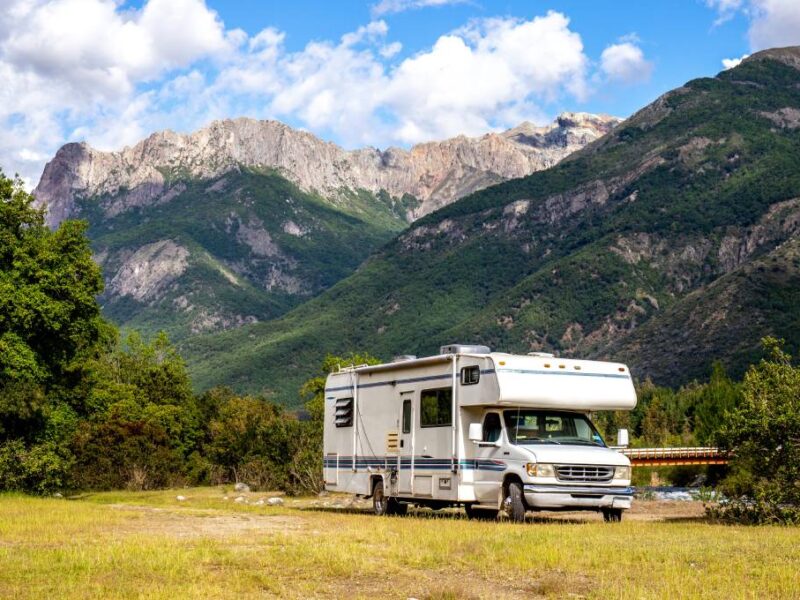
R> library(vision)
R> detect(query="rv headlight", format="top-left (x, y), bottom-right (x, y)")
top-left (526, 463), bottom-right (555, 478)
top-left (614, 466), bottom-right (631, 480)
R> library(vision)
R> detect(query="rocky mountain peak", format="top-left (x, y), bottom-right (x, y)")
top-left (742, 45), bottom-right (800, 71)
top-left (34, 113), bottom-right (621, 227)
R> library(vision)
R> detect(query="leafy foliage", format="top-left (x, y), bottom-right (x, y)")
top-left (69, 332), bottom-right (202, 490)
top-left (711, 338), bottom-right (800, 523)
top-left (0, 173), bottom-right (105, 391)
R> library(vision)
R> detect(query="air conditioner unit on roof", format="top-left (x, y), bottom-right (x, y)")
top-left (439, 344), bottom-right (491, 355)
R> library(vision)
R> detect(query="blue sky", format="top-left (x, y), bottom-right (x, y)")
top-left (1, 0), bottom-right (798, 187)
top-left (212, 0), bottom-right (753, 117)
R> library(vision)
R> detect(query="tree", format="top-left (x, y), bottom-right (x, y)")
top-left (0, 171), bottom-right (106, 493)
top-left (0, 171), bottom-right (105, 397)
top-left (713, 338), bottom-right (800, 523)
top-left (70, 332), bottom-right (202, 490)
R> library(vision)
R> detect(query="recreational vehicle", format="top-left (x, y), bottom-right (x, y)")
top-left (323, 345), bottom-right (636, 522)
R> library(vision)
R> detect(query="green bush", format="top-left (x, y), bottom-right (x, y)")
top-left (70, 419), bottom-right (184, 490)
top-left (711, 338), bottom-right (800, 524)
top-left (0, 440), bottom-right (72, 494)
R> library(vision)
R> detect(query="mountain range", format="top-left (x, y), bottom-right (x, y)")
top-left (33, 47), bottom-right (800, 405)
top-left (34, 112), bottom-right (617, 341)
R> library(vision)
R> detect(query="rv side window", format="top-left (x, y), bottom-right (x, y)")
top-left (420, 388), bottom-right (452, 427)
top-left (461, 366), bottom-right (480, 385)
top-left (402, 399), bottom-right (411, 434)
top-left (334, 397), bottom-right (354, 428)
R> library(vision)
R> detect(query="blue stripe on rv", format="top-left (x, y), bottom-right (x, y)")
top-left (322, 457), bottom-right (506, 471)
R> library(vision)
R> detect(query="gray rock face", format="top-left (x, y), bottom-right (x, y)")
top-left (108, 240), bottom-right (190, 302)
top-left (33, 113), bottom-right (620, 227)
top-left (233, 482), bottom-right (251, 493)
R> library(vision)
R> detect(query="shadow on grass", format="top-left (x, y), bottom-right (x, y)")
top-left (298, 504), bottom-right (713, 525)
top-left (297, 505), bottom-right (607, 525)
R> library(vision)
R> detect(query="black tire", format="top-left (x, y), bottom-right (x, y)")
top-left (503, 482), bottom-right (527, 523)
top-left (602, 508), bottom-right (623, 522)
top-left (373, 480), bottom-right (406, 516)
top-left (464, 504), bottom-right (499, 520)
top-left (390, 500), bottom-right (408, 516)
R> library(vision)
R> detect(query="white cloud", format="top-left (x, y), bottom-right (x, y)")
top-left (371, 0), bottom-right (466, 17)
top-left (708, 0), bottom-right (800, 50)
top-left (722, 54), bottom-right (749, 69)
top-left (600, 42), bottom-right (653, 84)
top-left (706, 0), bottom-right (744, 25)
top-left (380, 41), bottom-right (403, 58)
top-left (384, 13), bottom-right (589, 142)
top-left (0, 2), bottom-right (651, 189)
top-left (0, 0), bottom-right (234, 183)
top-left (747, 0), bottom-right (800, 50)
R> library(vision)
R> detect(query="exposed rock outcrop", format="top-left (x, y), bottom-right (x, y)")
top-left (33, 113), bottom-right (619, 227)
top-left (108, 240), bottom-right (189, 302)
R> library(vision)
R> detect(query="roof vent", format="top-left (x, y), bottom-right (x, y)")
top-left (393, 355), bottom-right (417, 362)
top-left (528, 352), bottom-right (554, 357)
top-left (439, 344), bottom-right (491, 355)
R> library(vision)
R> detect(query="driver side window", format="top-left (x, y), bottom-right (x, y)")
top-left (483, 412), bottom-right (502, 442)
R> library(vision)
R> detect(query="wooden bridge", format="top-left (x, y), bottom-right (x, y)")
top-left (615, 447), bottom-right (729, 467)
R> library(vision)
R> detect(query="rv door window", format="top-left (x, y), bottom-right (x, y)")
top-left (402, 399), bottom-right (412, 434)
top-left (461, 366), bottom-right (480, 385)
top-left (420, 388), bottom-right (452, 427)
top-left (483, 413), bottom-right (502, 442)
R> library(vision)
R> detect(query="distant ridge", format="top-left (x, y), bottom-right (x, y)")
top-left (31, 113), bottom-right (618, 343)
top-left (34, 112), bottom-right (619, 227)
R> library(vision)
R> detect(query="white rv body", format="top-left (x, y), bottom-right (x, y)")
top-left (323, 347), bottom-right (637, 519)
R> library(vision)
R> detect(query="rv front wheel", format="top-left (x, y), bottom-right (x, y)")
top-left (503, 482), bottom-right (526, 523)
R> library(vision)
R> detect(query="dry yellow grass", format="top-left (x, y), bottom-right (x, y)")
top-left (0, 488), bottom-right (798, 599)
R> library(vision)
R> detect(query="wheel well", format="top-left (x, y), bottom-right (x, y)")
top-left (369, 475), bottom-right (383, 497)
top-left (502, 474), bottom-right (524, 503)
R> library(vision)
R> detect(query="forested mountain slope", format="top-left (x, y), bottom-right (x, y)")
top-left (34, 115), bottom-right (615, 341)
top-left (181, 47), bottom-right (800, 403)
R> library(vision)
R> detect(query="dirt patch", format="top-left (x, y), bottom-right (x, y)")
top-left (108, 504), bottom-right (304, 539)
top-left (528, 499), bottom-right (706, 523)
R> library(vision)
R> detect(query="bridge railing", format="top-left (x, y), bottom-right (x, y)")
top-left (610, 446), bottom-right (729, 466)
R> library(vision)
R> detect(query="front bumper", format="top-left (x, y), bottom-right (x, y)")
top-left (523, 484), bottom-right (634, 510)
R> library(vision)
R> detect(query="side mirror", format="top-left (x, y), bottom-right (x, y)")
top-left (617, 428), bottom-right (629, 448)
top-left (468, 423), bottom-right (483, 442)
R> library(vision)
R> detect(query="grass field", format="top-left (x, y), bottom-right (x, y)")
top-left (0, 488), bottom-right (798, 599)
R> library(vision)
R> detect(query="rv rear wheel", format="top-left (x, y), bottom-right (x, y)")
top-left (602, 508), bottom-right (623, 522)
top-left (503, 482), bottom-right (526, 523)
top-left (372, 481), bottom-right (406, 516)
top-left (390, 501), bottom-right (408, 516)
top-left (464, 504), bottom-right (499, 520)
top-left (373, 482), bottom-right (388, 515)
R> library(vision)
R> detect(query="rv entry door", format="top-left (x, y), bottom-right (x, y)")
top-left (398, 393), bottom-right (414, 495)
top-left (474, 411), bottom-right (504, 504)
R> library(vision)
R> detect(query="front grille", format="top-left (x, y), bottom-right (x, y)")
top-left (555, 465), bottom-right (614, 483)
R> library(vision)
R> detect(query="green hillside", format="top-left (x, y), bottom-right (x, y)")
top-left (84, 168), bottom-right (409, 341)
top-left (182, 47), bottom-right (800, 403)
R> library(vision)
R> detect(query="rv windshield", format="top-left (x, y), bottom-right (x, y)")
top-left (503, 410), bottom-right (606, 447)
